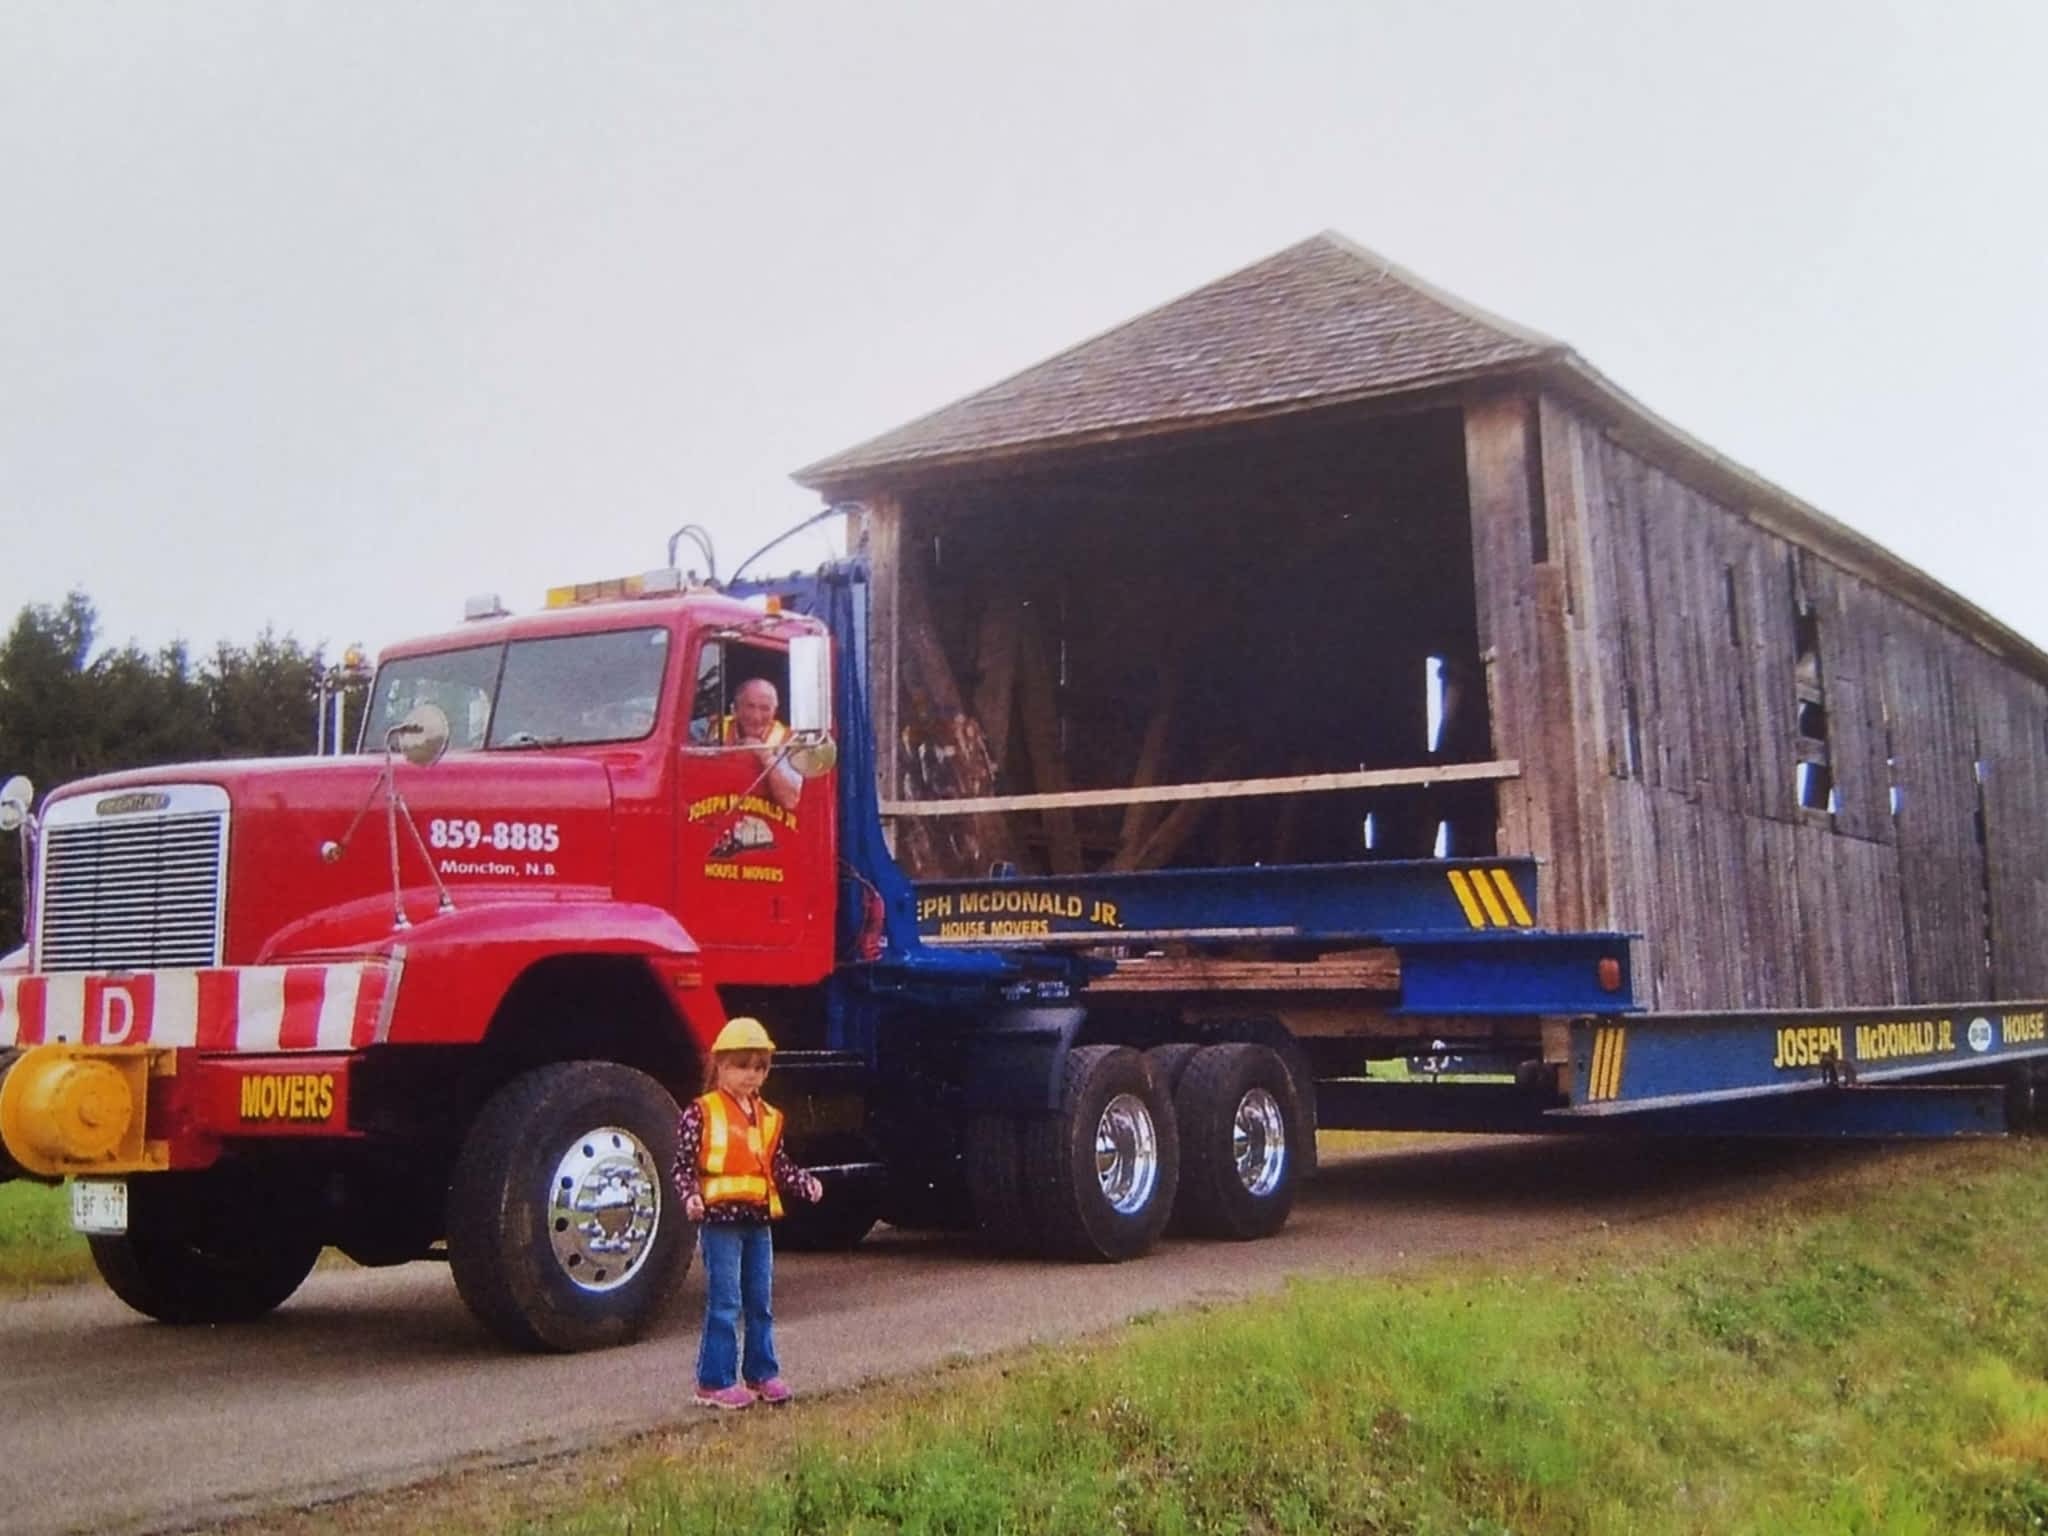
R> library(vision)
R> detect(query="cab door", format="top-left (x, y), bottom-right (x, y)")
top-left (676, 634), bottom-right (833, 979)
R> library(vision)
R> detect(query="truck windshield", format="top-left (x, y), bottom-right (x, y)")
top-left (366, 628), bottom-right (671, 751)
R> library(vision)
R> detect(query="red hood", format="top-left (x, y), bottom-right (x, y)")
top-left (46, 754), bottom-right (619, 963)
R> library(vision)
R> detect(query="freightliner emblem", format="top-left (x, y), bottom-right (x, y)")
top-left (96, 792), bottom-right (172, 816)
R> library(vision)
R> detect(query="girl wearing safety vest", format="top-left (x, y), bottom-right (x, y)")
top-left (673, 1017), bottom-right (824, 1409)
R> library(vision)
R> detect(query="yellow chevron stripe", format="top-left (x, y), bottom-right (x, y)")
top-left (1592, 1028), bottom-right (1628, 1101)
top-left (1588, 1030), bottom-right (1609, 1101)
top-left (1446, 869), bottom-right (1488, 928)
top-left (1470, 868), bottom-right (1511, 927)
top-left (1490, 868), bottom-right (1534, 927)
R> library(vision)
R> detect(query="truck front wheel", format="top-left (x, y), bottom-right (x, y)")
top-left (88, 1175), bottom-right (321, 1325)
top-left (1022, 1044), bottom-right (1179, 1261)
top-left (447, 1062), bottom-right (687, 1352)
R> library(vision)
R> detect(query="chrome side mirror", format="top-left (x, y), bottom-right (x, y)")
top-left (388, 704), bottom-right (452, 768)
top-left (786, 738), bottom-right (839, 780)
top-left (787, 633), bottom-right (832, 735)
top-left (324, 705), bottom-right (457, 925)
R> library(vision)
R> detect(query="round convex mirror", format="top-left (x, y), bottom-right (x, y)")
top-left (786, 738), bottom-right (838, 779)
top-left (390, 704), bottom-right (452, 767)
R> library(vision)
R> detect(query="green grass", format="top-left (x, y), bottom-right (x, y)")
top-left (0, 1179), bottom-right (91, 1289)
top-left (489, 1141), bottom-right (2048, 1536)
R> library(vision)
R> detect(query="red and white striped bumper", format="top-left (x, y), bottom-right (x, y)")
top-left (0, 961), bottom-right (400, 1053)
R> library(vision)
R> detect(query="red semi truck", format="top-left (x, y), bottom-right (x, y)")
top-left (4, 559), bottom-right (2031, 1353)
top-left (0, 572), bottom-right (851, 1349)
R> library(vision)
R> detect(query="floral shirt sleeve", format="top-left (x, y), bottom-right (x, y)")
top-left (671, 1098), bottom-right (705, 1207)
top-left (771, 1139), bottom-right (814, 1201)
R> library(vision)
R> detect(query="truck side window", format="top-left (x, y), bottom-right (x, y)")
top-left (690, 642), bottom-right (725, 738)
top-left (687, 640), bottom-right (792, 745)
top-left (489, 628), bottom-right (669, 748)
top-left (369, 643), bottom-right (501, 752)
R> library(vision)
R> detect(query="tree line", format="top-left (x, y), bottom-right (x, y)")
top-left (0, 591), bottom-right (370, 945)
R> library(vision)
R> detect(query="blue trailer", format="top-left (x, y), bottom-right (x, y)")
top-left (738, 561), bottom-right (2048, 1267)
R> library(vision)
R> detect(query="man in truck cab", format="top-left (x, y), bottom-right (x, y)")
top-left (695, 676), bottom-right (801, 812)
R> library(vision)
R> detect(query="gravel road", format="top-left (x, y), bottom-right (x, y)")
top-left (0, 1135), bottom-right (1863, 1535)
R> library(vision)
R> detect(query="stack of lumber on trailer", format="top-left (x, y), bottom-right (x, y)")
top-left (1087, 950), bottom-right (1401, 995)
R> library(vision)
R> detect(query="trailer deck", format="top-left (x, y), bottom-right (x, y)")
top-left (911, 857), bottom-right (1635, 1018)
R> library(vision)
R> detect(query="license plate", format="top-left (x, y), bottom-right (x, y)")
top-left (70, 1180), bottom-right (128, 1235)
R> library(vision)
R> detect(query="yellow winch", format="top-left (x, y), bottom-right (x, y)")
top-left (0, 1045), bottom-right (168, 1177)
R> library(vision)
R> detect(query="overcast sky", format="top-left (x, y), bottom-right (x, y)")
top-left (2, 2), bottom-right (2042, 664)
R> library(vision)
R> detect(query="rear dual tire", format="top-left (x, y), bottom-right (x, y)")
top-left (967, 1045), bottom-right (1181, 1262)
top-left (964, 1110), bottom-right (1040, 1254)
top-left (1170, 1043), bottom-right (1305, 1240)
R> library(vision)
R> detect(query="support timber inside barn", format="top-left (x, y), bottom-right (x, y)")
top-left (860, 406), bottom-right (1501, 883)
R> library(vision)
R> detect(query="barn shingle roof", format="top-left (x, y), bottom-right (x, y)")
top-left (794, 232), bottom-right (1565, 491)
top-left (794, 230), bottom-right (2047, 678)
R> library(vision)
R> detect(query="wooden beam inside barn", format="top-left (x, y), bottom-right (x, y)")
top-left (880, 760), bottom-right (1520, 817)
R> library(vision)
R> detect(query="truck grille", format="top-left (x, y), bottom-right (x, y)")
top-left (36, 790), bottom-right (229, 971)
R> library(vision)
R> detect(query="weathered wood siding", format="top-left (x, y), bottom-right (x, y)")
top-left (1470, 392), bottom-right (2048, 1010)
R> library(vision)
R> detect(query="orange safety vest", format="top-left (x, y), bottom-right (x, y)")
top-left (696, 1090), bottom-right (786, 1219)
top-left (712, 717), bottom-right (790, 748)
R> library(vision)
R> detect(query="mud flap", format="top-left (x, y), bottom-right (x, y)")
top-left (959, 1005), bottom-right (1087, 1114)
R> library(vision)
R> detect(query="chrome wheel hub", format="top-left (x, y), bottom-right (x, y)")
top-left (547, 1124), bottom-right (661, 1292)
top-left (1232, 1088), bottom-right (1287, 1196)
top-left (1094, 1092), bottom-right (1160, 1215)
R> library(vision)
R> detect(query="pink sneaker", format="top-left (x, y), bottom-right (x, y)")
top-left (694, 1384), bottom-right (756, 1411)
top-left (748, 1377), bottom-right (794, 1405)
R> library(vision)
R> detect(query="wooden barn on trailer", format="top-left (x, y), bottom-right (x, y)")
top-left (794, 233), bottom-right (2048, 1014)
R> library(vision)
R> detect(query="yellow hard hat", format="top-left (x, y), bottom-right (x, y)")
top-left (711, 1017), bottom-right (777, 1054)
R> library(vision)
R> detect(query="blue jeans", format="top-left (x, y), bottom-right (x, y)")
top-left (696, 1222), bottom-right (779, 1389)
